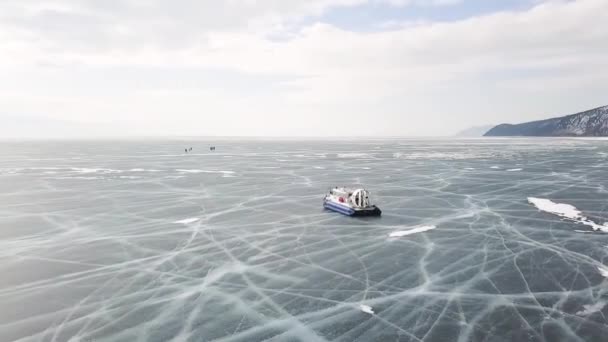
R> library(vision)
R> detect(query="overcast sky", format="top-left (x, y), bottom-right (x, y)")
top-left (1, 0), bottom-right (607, 138)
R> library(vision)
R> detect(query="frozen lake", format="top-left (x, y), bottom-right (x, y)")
top-left (1, 138), bottom-right (607, 341)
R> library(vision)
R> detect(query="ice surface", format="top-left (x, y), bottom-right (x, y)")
top-left (389, 226), bottom-right (437, 237)
top-left (1, 138), bottom-right (608, 342)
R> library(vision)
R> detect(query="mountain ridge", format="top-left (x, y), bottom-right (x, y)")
top-left (484, 105), bottom-right (608, 137)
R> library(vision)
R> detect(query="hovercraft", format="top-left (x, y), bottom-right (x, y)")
top-left (323, 187), bottom-right (381, 217)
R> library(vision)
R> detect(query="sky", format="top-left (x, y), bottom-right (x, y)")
top-left (1, 0), bottom-right (607, 138)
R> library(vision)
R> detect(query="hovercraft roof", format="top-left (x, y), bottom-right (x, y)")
top-left (329, 187), bottom-right (369, 195)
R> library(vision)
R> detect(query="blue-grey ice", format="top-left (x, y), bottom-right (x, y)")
top-left (1, 138), bottom-right (607, 342)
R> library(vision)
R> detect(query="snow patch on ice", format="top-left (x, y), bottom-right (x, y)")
top-left (338, 153), bottom-right (370, 158)
top-left (71, 168), bottom-right (122, 174)
top-left (528, 198), bottom-right (608, 232)
top-left (57, 176), bottom-right (102, 180)
top-left (389, 226), bottom-right (437, 237)
top-left (394, 152), bottom-right (479, 160)
top-left (528, 198), bottom-right (582, 220)
top-left (174, 218), bottom-right (200, 224)
top-left (359, 304), bottom-right (374, 314)
top-left (313, 166), bottom-right (325, 169)
top-left (506, 168), bottom-right (522, 172)
top-left (177, 169), bottom-right (235, 175)
top-left (576, 301), bottom-right (607, 316)
top-left (597, 266), bottom-right (608, 278)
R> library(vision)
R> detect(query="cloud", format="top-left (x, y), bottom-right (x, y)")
top-left (3, 0), bottom-right (604, 74)
top-left (381, 0), bottom-right (463, 6)
top-left (1, 0), bottom-right (607, 137)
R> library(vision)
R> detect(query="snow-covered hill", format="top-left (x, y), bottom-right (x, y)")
top-left (485, 106), bottom-right (608, 137)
